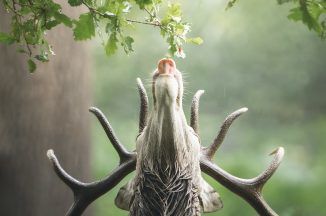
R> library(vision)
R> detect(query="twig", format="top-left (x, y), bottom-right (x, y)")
top-left (81, 0), bottom-right (161, 27)
top-left (126, 19), bottom-right (160, 26)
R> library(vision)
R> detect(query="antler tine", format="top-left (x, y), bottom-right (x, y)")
top-left (203, 107), bottom-right (248, 159)
top-left (47, 149), bottom-right (136, 216)
top-left (200, 147), bottom-right (285, 216)
top-left (47, 149), bottom-right (84, 191)
top-left (136, 78), bottom-right (148, 133)
top-left (89, 107), bottom-right (131, 163)
top-left (47, 106), bottom-right (137, 215)
top-left (190, 90), bottom-right (204, 135)
top-left (47, 149), bottom-right (88, 215)
top-left (251, 147), bottom-right (285, 189)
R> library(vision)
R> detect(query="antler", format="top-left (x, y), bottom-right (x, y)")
top-left (47, 148), bottom-right (135, 216)
top-left (203, 107), bottom-right (248, 159)
top-left (89, 107), bottom-right (135, 163)
top-left (200, 147), bottom-right (284, 216)
top-left (47, 108), bottom-right (136, 215)
top-left (190, 90), bottom-right (205, 135)
top-left (137, 78), bottom-right (148, 133)
top-left (190, 91), bottom-right (285, 216)
top-left (46, 79), bottom-right (150, 215)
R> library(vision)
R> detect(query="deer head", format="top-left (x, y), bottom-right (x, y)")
top-left (47, 59), bottom-right (284, 216)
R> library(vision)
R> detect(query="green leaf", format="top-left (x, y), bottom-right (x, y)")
top-left (226, 0), bottom-right (239, 10)
top-left (73, 13), bottom-right (95, 40)
top-left (168, 3), bottom-right (182, 17)
top-left (28, 59), bottom-right (36, 73)
top-left (123, 36), bottom-right (134, 53)
top-left (186, 37), bottom-right (203, 45)
top-left (0, 32), bottom-right (15, 44)
top-left (288, 6), bottom-right (321, 33)
top-left (45, 20), bottom-right (60, 30)
top-left (46, 2), bottom-right (62, 12)
top-left (54, 12), bottom-right (73, 27)
top-left (68, 0), bottom-right (82, 6)
top-left (135, 0), bottom-right (152, 9)
top-left (288, 7), bottom-right (303, 21)
top-left (168, 43), bottom-right (178, 56)
top-left (105, 33), bottom-right (118, 56)
top-left (20, 6), bottom-right (32, 15)
top-left (304, 8), bottom-right (320, 32)
top-left (307, 1), bottom-right (326, 20)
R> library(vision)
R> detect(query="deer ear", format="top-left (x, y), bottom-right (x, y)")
top-left (199, 178), bottom-right (223, 213)
top-left (115, 180), bottom-right (135, 211)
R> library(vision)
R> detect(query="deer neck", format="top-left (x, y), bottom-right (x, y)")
top-left (131, 93), bottom-right (201, 216)
top-left (142, 101), bottom-right (192, 169)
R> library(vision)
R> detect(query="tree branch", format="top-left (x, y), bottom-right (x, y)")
top-left (81, 0), bottom-right (161, 27)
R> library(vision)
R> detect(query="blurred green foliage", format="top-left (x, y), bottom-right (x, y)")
top-left (90, 0), bottom-right (326, 215)
top-left (279, 0), bottom-right (326, 39)
top-left (228, 0), bottom-right (326, 40)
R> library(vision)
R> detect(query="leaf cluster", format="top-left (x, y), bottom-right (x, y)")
top-left (284, 0), bottom-right (326, 39)
top-left (227, 0), bottom-right (326, 40)
top-left (159, 3), bottom-right (202, 58)
top-left (0, 0), bottom-right (202, 72)
top-left (1, 0), bottom-right (71, 72)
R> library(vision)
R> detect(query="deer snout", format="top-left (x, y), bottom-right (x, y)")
top-left (157, 58), bottom-right (176, 75)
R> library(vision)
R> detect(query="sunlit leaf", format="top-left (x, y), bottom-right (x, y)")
top-left (168, 3), bottom-right (182, 17)
top-left (186, 37), bottom-right (203, 45)
top-left (105, 33), bottom-right (118, 56)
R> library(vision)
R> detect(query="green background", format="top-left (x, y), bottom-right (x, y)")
top-left (90, 0), bottom-right (326, 215)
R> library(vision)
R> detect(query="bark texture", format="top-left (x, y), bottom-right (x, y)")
top-left (0, 2), bottom-right (92, 216)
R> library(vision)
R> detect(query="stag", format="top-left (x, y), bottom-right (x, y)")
top-left (47, 58), bottom-right (284, 216)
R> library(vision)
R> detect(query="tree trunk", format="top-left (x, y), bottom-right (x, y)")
top-left (0, 2), bottom-right (92, 216)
